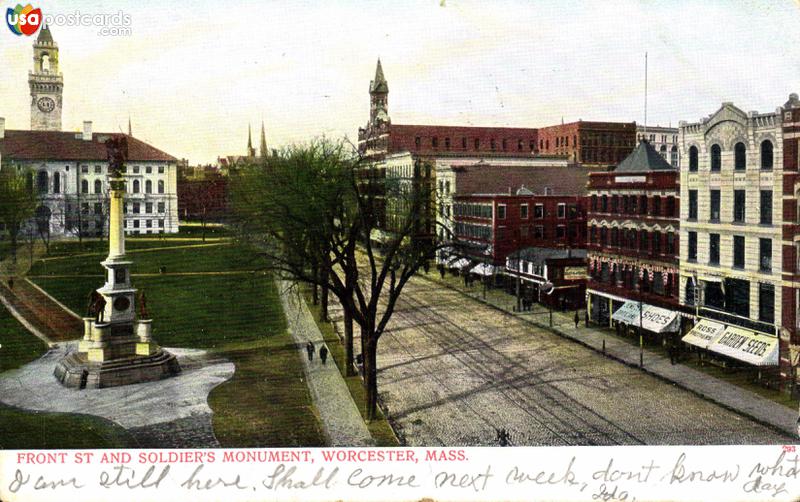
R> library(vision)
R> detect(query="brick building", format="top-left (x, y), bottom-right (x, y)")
top-left (780, 93), bottom-right (800, 385)
top-left (678, 103), bottom-right (784, 374)
top-left (586, 139), bottom-right (683, 338)
top-left (537, 121), bottom-right (637, 167)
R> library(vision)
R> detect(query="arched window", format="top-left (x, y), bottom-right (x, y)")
top-left (710, 144), bottom-right (721, 171)
top-left (659, 144), bottom-right (667, 159)
top-left (41, 53), bottom-right (50, 73)
top-left (158, 180), bottom-right (164, 194)
top-left (53, 172), bottom-right (60, 194)
top-left (761, 140), bottom-right (773, 170)
top-left (734, 142), bottom-right (746, 170)
top-left (81, 179), bottom-right (88, 194)
top-left (36, 171), bottom-right (48, 194)
top-left (133, 180), bottom-right (140, 193)
top-left (670, 145), bottom-right (678, 167)
top-left (94, 179), bottom-right (102, 194)
top-left (145, 180), bottom-right (152, 194)
top-left (685, 277), bottom-right (695, 306)
top-left (689, 146), bottom-right (698, 171)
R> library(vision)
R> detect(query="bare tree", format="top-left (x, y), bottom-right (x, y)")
top-left (0, 164), bottom-right (37, 264)
top-left (230, 138), bottom-right (442, 420)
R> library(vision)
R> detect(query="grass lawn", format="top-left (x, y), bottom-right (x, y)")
top-left (25, 236), bottom-right (325, 447)
top-left (0, 304), bottom-right (136, 448)
top-left (302, 288), bottom-right (399, 446)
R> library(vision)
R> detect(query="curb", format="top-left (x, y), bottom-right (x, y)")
top-left (418, 272), bottom-right (797, 439)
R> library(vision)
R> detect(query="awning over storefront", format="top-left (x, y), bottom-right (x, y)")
top-left (611, 301), bottom-right (679, 333)
top-left (448, 258), bottom-right (470, 269)
top-left (472, 263), bottom-right (496, 276)
top-left (681, 319), bottom-right (725, 349)
top-left (707, 325), bottom-right (779, 366)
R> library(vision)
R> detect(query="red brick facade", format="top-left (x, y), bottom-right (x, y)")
top-left (537, 121), bottom-right (637, 167)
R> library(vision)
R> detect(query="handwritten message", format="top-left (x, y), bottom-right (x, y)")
top-left (1, 446), bottom-right (799, 501)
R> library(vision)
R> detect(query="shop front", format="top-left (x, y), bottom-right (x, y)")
top-left (610, 300), bottom-right (680, 340)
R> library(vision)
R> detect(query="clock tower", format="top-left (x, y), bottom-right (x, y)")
top-left (29, 24), bottom-right (63, 131)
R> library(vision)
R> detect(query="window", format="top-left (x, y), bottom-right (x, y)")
top-left (652, 232), bottom-right (661, 254)
top-left (502, 139), bottom-right (507, 151)
top-left (640, 230), bottom-right (648, 252)
top-left (534, 204), bottom-right (544, 219)
top-left (490, 139), bottom-right (496, 151)
top-left (133, 220), bottom-right (140, 228)
top-left (520, 204), bottom-right (528, 219)
top-left (689, 146), bottom-right (698, 172)
top-left (158, 166), bottom-right (165, 174)
top-left (81, 165), bottom-right (89, 174)
top-left (734, 142), bottom-right (746, 170)
top-left (760, 238), bottom-right (772, 272)
top-left (81, 179), bottom-right (88, 194)
top-left (591, 195), bottom-right (597, 211)
top-left (557, 203), bottom-right (566, 218)
top-left (688, 231), bottom-right (697, 261)
top-left (709, 190), bottom-right (720, 221)
top-left (133, 166), bottom-right (140, 174)
top-left (640, 195), bottom-right (648, 215)
top-left (601, 195), bottom-right (608, 212)
top-left (610, 228), bottom-right (618, 246)
top-left (146, 219), bottom-right (152, 228)
top-left (36, 171), bottom-right (48, 194)
top-left (432, 137), bottom-right (438, 148)
top-left (733, 190), bottom-right (745, 222)
top-left (760, 190), bottom-right (772, 225)
top-left (534, 226), bottom-right (544, 238)
top-left (759, 283), bottom-right (775, 323)
top-left (725, 278), bottom-right (750, 317)
top-left (474, 138), bottom-right (479, 150)
top-left (157, 202), bottom-right (166, 214)
top-left (94, 165), bottom-right (102, 174)
top-left (159, 219), bottom-right (165, 229)
top-left (761, 140), bottom-right (773, 170)
top-left (415, 137), bottom-right (420, 149)
top-left (94, 179), bottom-right (102, 194)
top-left (556, 226), bottom-right (566, 239)
top-left (133, 180), bottom-right (140, 193)
top-left (94, 203), bottom-right (102, 215)
top-left (666, 196), bottom-right (675, 217)
top-left (123, 202), bottom-right (128, 214)
top-left (146, 166), bottom-right (152, 174)
top-left (145, 180), bottom-right (152, 194)
top-left (445, 181), bottom-right (450, 194)
top-left (709, 233), bottom-right (720, 265)
top-left (53, 172), bottom-right (60, 194)
top-left (686, 277), bottom-right (696, 306)
top-left (733, 235), bottom-right (745, 269)
top-left (497, 204), bottom-right (506, 219)
top-left (146, 202), bottom-right (153, 214)
top-left (688, 190), bottom-right (697, 220)
top-left (600, 227), bottom-right (607, 246)
top-left (611, 196), bottom-right (618, 213)
top-left (666, 232), bottom-right (675, 254)
top-left (670, 145), bottom-right (678, 167)
top-left (710, 144), bottom-right (721, 171)
top-left (133, 202), bottom-right (140, 214)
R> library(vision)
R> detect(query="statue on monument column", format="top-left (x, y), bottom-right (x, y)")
top-left (105, 135), bottom-right (128, 177)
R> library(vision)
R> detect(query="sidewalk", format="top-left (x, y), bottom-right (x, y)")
top-left (278, 279), bottom-right (373, 446)
top-left (0, 278), bottom-right (83, 344)
top-left (420, 271), bottom-right (798, 438)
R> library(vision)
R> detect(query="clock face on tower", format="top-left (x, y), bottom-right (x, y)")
top-left (37, 97), bottom-right (55, 113)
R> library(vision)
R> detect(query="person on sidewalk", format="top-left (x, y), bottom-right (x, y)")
top-left (668, 333), bottom-right (679, 365)
top-left (438, 264), bottom-right (445, 280)
top-left (574, 310), bottom-right (580, 329)
top-left (320, 345), bottom-right (328, 365)
top-left (306, 341), bottom-right (314, 362)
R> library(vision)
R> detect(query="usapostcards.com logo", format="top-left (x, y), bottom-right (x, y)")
top-left (6, 4), bottom-right (41, 36)
top-left (6, 4), bottom-right (132, 37)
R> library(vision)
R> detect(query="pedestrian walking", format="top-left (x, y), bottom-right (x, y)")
top-left (574, 310), bottom-right (580, 329)
top-left (306, 341), bottom-right (314, 362)
top-left (438, 264), bottom-right (445, 279)
top-left (668, 333), bottom-right (678, 365)
top-left (319, 345), bottom-right (328, 365)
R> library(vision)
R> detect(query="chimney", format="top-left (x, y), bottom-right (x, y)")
top-left (0, 117), bottom-right (5, 139)
top-left (82, 121), bottom-right (92, 141)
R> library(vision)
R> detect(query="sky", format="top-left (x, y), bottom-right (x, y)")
top-left (0, 0), bottom-right (799, 164)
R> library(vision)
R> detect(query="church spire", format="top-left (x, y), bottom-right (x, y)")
top-left (259, 121), bottom-right (268, 158)
top-left (247, 124), bottom-right (255, 158)
top-left (370, 59), bottom-right (388, 94)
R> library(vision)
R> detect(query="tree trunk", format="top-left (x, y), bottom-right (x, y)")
top-left (344, 310), bottom-right (355, 376)
top-left (320, 279), bottom-right (329, 322)
top-left (363, 333), bottom-right (379, 421)
top-left (10, 231), bottom-right (18, 265)
top-left (201, 209), bottom-right (207, 242)
top-left (312, 263), bottom-right (319, 305)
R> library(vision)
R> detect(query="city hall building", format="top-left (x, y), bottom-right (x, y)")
top-left (0, 25), bottom-right (179, 237)
top-left (678, 103), bottom-right (785, 378)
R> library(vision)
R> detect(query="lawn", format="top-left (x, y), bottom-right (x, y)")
top-left (24, 236), bottom-right (325, 447)
top-left (0, 304), bottom-right (136, 448)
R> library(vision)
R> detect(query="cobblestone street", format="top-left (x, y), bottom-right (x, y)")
top-left (335, 277), bottom-right (795, 446)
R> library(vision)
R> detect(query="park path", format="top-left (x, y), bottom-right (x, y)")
top-left (0, 278), bottom-right (82, 343)
top-left (278, 279), bottom-right (373, 446)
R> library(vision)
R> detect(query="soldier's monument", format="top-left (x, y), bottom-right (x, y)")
top-left (54, 135), bottom-right (180, 388)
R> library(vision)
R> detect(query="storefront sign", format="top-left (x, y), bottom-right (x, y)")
top-left (708, 326), bottom-right (779, 366)
top-left (563, 266), bottom-right (585, 281)
top-left (615, 175), bottom-right (646, 183)
top-left (611, 301), bottom-right (678, 333)
top-left (681, 319), bottom-right (725, 349)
